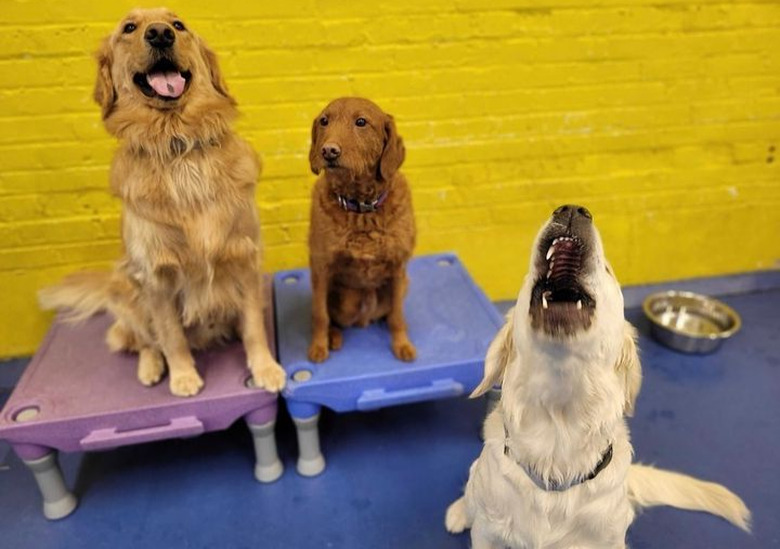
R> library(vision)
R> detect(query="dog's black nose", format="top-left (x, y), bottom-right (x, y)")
top-left (145, 23), bottom-right (175, 49)
top-left (553, 204), bottom-right (592, 223)
top-left (322, 143), bottom-right (341, 161)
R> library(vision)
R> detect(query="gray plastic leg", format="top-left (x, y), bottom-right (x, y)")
top-left (23, 452), bottom-right (78, 520)
top-left (248, 420), bottom-right (283, 483)
top-left (293, 414), bottom-right (325, 477)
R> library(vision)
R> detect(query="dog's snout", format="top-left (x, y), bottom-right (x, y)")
top-left (322, 143), bottom-right (341, 161)
top-left (553, 204), bottom-right (592, 224)
top-left (144, 23), bottom-right (175, 49)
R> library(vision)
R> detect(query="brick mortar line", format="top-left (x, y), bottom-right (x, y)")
top-left (1, 116), bottom-right (778, 155)
top-left (3, 71), bottom-right (777, 102)
top-left (0, 1), bottom-right (778, 26)
top-left (2, 25), bottom-right (780, 58)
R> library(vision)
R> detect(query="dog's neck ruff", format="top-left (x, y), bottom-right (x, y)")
top-left (333, 190), bottom-right (388, 213)
top-left (503, 423), bottom-right (613, 492)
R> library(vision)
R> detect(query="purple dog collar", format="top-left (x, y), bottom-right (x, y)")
top-left (334, 190), bottom-right (389, 213)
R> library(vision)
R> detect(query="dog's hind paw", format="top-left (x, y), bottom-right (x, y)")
top-left (137, 348), bottom-right (165, 387)
top-left (328, 327), bottom-right (343, 350)
top-left (445, 497), bottom-right (470, 534)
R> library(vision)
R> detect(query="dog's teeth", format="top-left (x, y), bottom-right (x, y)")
top-left (546, 246), bottom-right (555, 260)
top-left (577, 300), bottom-right (582, 310)
top-left (542, 294), bottom-right (548, 309)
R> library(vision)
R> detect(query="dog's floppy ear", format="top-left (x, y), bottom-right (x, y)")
top-left (471, 308), bottom-right (516, 398)
top-left (199, 39), bottom-right (235, 105)
top-left (615, 321), bottom-right (642, 416)
top-left (309, 117), bottom-right (321, 175)
top-left (378, 114), bottom-right (405, 182)
top-left (93, 38), bottom-right (116, 120)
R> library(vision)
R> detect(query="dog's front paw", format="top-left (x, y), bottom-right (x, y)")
top-left (308, 341), bottom-right (329, 363)
top-left (169, 370), bottom-right (204, 397)
top-left (445, 497), bottom-right (470, 534)
top-left (251, 361), bottom-right (286, 393)
top-left (392, 339), bottom-right (417, 362)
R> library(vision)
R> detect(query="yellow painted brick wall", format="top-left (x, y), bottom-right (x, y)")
top-left (1, 0), bottom-right (779, 357)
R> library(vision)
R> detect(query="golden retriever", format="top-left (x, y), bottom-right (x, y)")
top-left (445, 205), bottom-right (750, 548)
top-left (39, 8), bottom-right (285, 397)
top-left (307, 97), bottom-right (416, 363)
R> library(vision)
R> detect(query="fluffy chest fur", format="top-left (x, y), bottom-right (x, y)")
top-left (467, 395), bottom-right (635, 549)
top-left (111, 136), bottom-right (260, 325)
top-left (113, 138), bottom-right (258, 269)
top-left (309, 173), bottom-right (415, 289)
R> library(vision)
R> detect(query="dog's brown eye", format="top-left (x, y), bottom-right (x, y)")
top-left (319, 116), bottom-right (328, 127)
top-left (172, 21), bottom-right (186, 31)
top-left (355, 117), bottom-right (366, 127)
top-left (123, 23), bottom-right (137, 34)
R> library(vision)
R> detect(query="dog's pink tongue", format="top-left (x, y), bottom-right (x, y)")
top-left (146, 71), bottom-right (185, 98)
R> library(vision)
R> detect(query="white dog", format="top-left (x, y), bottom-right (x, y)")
top-left (445, 205), bottom-right (750, 548)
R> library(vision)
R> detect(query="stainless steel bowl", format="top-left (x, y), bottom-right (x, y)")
top-left (642, 291), bottom-right (741, 354)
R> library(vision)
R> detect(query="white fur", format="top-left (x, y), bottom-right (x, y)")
top-left (445, 216), bottom-right (750, 548)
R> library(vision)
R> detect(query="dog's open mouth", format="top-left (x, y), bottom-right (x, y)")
top-left (133, 58), bottom-right (191, 100)
top-left (530, 235), bottom-right (595, 337)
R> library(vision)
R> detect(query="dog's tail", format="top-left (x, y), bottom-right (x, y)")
top-left (38, 271), bottom-right (113, 321)
top-left (627, 464), bottom-right (751, 532)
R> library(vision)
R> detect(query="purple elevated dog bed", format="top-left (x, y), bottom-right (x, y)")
top-left (0, 283), bottom-right (281, 519)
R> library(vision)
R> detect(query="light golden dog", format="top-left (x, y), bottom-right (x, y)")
top-left (40, 8), bottom-right (286, 397)
top-left (307, 97), bottom-right (416, 363)
top-left (446, 205), bottom-right (750, 548)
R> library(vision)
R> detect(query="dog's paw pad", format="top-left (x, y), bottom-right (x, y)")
top-left (170, 372), bottom-right (204, 397)
top-left (308, 343), bottom-right (329, 363)
top-left (392, 341), bottom-right (417, 362)
top-left (252, 364), bottom-right (286, 393)
top-left (445, 498), bottom-right (469, 534)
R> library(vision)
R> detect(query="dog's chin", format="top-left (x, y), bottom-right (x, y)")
top-left (133, 57), bottom-right (192, 104)
top-left (528, 234), bottom-right (596, 339)
top-left (323, 161), bottom-right (345, 172)
top-left (320, 162), bottom-right (383, 198)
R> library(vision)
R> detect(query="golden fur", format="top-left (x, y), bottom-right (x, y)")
top-left (39, 8), bottom-right (285, 397)
top-left (307, 97), bottom-right (417, 362)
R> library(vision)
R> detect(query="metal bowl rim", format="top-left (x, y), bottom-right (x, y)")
top-left (641, 290), bottom-right (742, 340)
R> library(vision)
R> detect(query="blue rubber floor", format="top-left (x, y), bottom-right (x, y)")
top-left (1, 289), bottom-right (778, 548)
